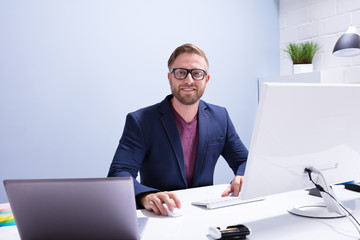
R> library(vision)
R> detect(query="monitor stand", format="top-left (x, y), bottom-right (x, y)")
top-left (288, 167), bottom-right (349, 219)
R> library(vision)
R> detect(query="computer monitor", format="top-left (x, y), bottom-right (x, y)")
top-left (241, 82), bottom-right (360, 218)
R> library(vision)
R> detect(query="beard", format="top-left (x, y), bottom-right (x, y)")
top-left (171, 83), bottom-right (205, 105)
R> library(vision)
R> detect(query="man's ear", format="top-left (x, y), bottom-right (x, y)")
top-left (168, 72), bottom-right (171, 84)
top-left (205, 73), bottom-right (210, 87)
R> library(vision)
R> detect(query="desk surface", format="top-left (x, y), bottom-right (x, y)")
top-left (1, 184), bottom-right (360, 240)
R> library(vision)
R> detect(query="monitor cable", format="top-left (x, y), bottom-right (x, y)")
top-left (305, 167), bottom-right (360, 236)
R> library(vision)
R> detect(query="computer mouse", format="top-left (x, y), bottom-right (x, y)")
top-left (163, 204), bottom-right (183, 217)
top-left (208, 227), bottom-right (221, 239)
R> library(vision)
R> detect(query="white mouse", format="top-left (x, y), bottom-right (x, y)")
top-left (163, 204), bottom-right (183, 217)
top-left (208, 227), bottom-right (221, 239)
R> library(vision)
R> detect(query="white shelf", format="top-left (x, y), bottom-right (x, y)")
top-left (258, 70), bottom-right (346, 100)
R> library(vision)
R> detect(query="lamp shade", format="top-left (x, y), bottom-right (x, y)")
top-left (333, 26), bottom-right (360, 57)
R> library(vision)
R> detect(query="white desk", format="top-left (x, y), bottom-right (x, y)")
top-left (2, 184), bottom-right (360, 240)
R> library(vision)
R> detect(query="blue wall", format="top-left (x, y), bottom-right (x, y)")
top-left (0, 0), bottom-right (279, 202)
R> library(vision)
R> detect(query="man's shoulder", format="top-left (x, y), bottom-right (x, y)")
top-left (129, 96), bottom-right (171, 117)
top-left (132, 102), bottom-right (160, 113)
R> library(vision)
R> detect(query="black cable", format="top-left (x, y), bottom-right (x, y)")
top-left (322, 191), bottom-right (360, 226)
top-left (305, 168), bottom-right (325, 192)
top-left (304, 167), bottom-right (360, 229)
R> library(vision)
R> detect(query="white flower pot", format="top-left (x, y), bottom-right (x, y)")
top-left (293, 64), bottom-right (313, 74)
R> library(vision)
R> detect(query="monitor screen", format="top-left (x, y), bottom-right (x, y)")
top-left (241, 83), bottom-right (360, 205)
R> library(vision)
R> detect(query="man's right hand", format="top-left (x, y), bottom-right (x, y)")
top-left (140, 191), bottom-right (182, 216)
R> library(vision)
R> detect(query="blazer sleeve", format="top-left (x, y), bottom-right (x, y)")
top-left (221, 109), bottom-right (248, 176)
top-left (107, 113), bottom-right (159, 196)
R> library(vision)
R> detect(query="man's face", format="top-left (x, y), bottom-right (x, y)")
top-left (168, 53), bottom-right (210, 106)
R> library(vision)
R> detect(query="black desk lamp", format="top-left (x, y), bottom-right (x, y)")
top-left (333, 25), bottom-right (360, 57)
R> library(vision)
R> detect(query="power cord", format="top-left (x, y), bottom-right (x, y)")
top-left (304, 168), bottom-right (360, 235)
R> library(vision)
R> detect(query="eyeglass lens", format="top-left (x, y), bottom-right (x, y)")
top-left (172, 68), bottom-right (206, 80)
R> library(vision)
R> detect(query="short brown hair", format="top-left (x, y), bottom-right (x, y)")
top-left (167, 43), bottom-right (209, 70)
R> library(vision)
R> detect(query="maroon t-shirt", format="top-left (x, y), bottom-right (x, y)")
top-left (171, 108), bottom-right (198, 187)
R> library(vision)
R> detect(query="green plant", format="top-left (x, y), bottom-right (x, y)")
top-left (283, 41), bottom-right (320, 64)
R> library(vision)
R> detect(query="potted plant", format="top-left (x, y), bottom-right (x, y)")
top-left (283, 41), bottom-right (320, 74)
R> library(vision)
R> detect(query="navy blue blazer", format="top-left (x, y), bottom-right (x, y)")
top-left (108, 95), bottom-right (248, 196)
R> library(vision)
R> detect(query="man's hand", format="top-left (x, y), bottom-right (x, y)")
top-left (221, 176), bottom-right (244, 197)
top-left (140, 191), bottom-right (182, 216)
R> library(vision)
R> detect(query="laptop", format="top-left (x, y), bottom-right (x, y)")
top-left (3, 177), bottom-right (147, 240)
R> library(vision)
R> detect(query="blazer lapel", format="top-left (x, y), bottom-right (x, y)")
top-left (158, 96), bottom-right (187, 186)
top-left (193, 100), bottom-right (209, 185)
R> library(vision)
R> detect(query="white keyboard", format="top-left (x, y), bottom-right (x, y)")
top-left (192, 196), bottom-right (264, 209)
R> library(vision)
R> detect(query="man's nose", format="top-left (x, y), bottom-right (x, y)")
top-left (183, 72), bottom-right (195, 83)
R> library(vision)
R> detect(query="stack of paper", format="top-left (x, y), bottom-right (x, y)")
top-left (0, 203), bottom-right (15, 227)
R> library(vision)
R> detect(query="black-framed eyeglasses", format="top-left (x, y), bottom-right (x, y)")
top-left (170, 68), bottom-right (207, 81)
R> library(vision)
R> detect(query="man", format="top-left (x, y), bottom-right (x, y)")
top-left (108, 43), bottom-right (248, 216)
